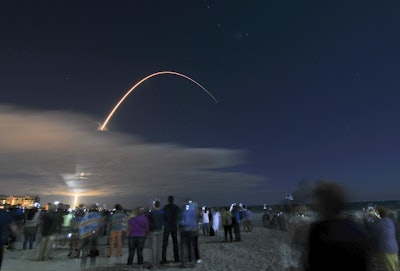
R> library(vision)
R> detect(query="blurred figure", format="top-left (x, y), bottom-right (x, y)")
top-left (58, 208), bottom-right (72, 248)
top-left (106, 204), bottom-right (127, 257)
top-left (0, 206), bottom-right (17, 269)
top-left (68, 208), bottom-right (85, 258)
top-left (147, 200), bottom-right (164, 269)
top-left (307, 181), bottom-right (369, 271)
top-left (373, 206), bottom-right (399, 271)
top-left (127, 207), bottom-right (149, 270)
top-left (179, 199), bottom-right (200, 267)
top-left (212, 208), bottom-right (221, 237)
top-left (161, 195), bottom-right (180, 264)
top-left (242, 206), bottom-right (253, 232)
top-left (221, 206), bottom-right (233, 242)
top-left (232, 205), bottom-right (242, 241)
top-left (287, 205), bottom-right (312, 271)
top-left (202, 207), bottom-right (210, 236)
top-left (38, 203), bottom-right (63, 261)
top-left (23, 207), bottom-right (40, 250)
top-left (79, 204), bottom-right (103, 271)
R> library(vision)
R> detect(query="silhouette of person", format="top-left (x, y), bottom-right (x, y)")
top-left (307, 181), bottom-right (369, 271)
top-left (107, 204), bottom-right (127, 257)
top-left (221, 206), bottom-right (233, 242)
top-left (148, 200), bottom-right (164, 269)
top-left (0, 207), bottom-right (17, 269)
top-left (373, 206), bottom-right (400, 271)
top-left (179, 199), bottom-right (200, 267)
top-left (161, 195), bottom-right (180, 264)
top-left (23, 207), bottom-right (40, 250)
top-left (127, 207), bottom-right (149, 270)
top-left (79, 204), bottom-right (103, 271)
top-left (38, 203), bottom-right (63, 261)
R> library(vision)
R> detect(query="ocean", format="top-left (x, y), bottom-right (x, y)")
top-left (248, 199), bottom-right (400, 214)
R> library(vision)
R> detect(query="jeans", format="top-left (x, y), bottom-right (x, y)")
top-left (23, 233), bottom-right (36, 249)
top-left (224, 225), bottom-right (233, 242)
top-left (202, 223), bottom-right (210, 235)
top-left (150, 231), bottom-right (162, 266)
top-left (80, 235), bottom-right (99, 270)
top-left (233, 222), bottom-right (241, 241)
top-left (180, 230), bottom-right (198, 263)
top-left (162, 229), bottom-right (179, 262)
top-left (127, 236), bottom-right (146, 265)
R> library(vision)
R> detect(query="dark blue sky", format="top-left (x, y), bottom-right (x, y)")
top-left (1, 1), bottom-right (400, 207)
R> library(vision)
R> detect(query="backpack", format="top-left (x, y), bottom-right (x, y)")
top-left (224, 212), bottom-right (232, 225)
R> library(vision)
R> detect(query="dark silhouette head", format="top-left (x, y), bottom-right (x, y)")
top-left (154, 200), bottom-right (161, 209)
top-left (312, 181), bottom-right (348, 220)
top-left (26, 208), bottom-right (38, 220)
top-left (376, 206), bottom-right (389, 218)
top-left (168, 195), bottom-right (174, 203)
top-left (114, 204), bottom-right (123, 211)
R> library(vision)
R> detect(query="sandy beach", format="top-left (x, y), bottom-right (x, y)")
top-left (1, 213), bottom-right (389, 271)
top-left (2, 212), bottom-right (293, 271)
top-left (2, 227), bottom-right (292, 271)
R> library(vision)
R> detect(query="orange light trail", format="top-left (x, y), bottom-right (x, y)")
top-left (98, 71), bottom-right (217, 131)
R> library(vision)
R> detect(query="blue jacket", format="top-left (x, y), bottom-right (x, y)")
top-left (180, 202), bottom-right (199, 232)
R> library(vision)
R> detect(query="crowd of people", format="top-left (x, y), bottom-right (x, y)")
top-left (1, 184), bottom-right (400, 271)
top-left (261, 181), bottom-right (400, 271)
top-left (0, 195), bottom-right (253, 270)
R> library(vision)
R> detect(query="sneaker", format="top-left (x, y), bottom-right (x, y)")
top-left (196, 259), bottom-right (203, 264)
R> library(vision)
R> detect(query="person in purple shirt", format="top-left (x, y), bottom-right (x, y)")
top-left (127, 207), bottom-right (149, 270)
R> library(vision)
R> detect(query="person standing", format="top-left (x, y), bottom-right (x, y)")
top-left (242, 206), bottom-right (253, 232)
top-left (161, 195), bottom-right (180, 264)
top-left (0, 207), bottom-right (17, 269)
top-left (148, 200), bottom-right (164, 269)
top-left (202, 207), bottom-right (210, 236)
top-left (127, 207), bottom-right (149, 270)
top-left (38, 203), bottom-right (63, 261)
top-left (221, 207), bottom-right (233, 242)
top-left (373, 206), bottom-right (400, 271)
top-left (68, 208), bottom-right (85, 258)
top-left (232, 205), bottom-right (242, 242)
top-left (23, 208), bottom-right (40, 250)
top-left (179, 199), bottom-right (201, 267)
top-left (79, 204), bottom-right (103, 271)
top-left (107, 204), bottom-right (127, 257)
top-left (212, 208), bottom-right (221, 237)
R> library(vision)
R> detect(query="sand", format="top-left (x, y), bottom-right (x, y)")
top-left (3, 227), bottom-right (293, 271)
top-left (1, 213), bottom-right (389, 271)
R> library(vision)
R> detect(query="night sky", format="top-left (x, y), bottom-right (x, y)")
top-left (1, 1), bottom-right (400, 208)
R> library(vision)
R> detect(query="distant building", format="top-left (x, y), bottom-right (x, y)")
top-left (0, 195), bottom-right (40, 208)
